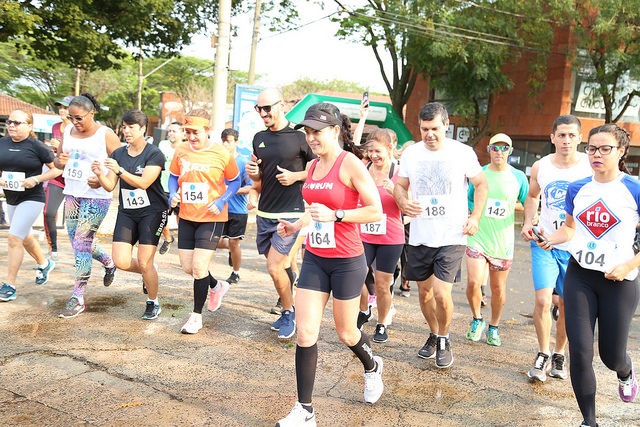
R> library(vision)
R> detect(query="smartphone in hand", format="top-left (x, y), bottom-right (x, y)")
top-left (362, 91), bottom-right (369, 109)
top-left (531, 226), bottom-right (546, 243)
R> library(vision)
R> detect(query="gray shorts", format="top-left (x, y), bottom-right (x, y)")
top-left (256, 216), bottom-right (299, 255)
top-left (7, 200), bottom-right (44, 240)
top-left (405, 244), bottom-right (465, 283)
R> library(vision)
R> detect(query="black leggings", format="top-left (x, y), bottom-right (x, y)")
top-left (564, 259), bottom-right (639, 426)
top-left (43, 184), bottom-right (65, 252)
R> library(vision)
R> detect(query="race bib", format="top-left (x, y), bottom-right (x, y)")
top-left (361, 214), bottom-right (387, 235)
top-left (121, 188), bottom-right (150, 209)
top-left (417, 195), bottom-right (450, 220)
top-left (571, 239), bottom-right (616, 273)
top-left (485, 198), bottom-right (508, 219)
top-left (307, 220), bottom-right (336, 248)
top-left (1, 171), bottom-right (25, 192)
top-left (63, 159), bottom-right (92, 181)
top-left (181, 182), bottom-right (208, 204)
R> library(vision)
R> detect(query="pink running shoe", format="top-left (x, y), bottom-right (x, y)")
top-left (208, 280), bottom-right (230, 312)
top-left (619, 365), bottom-right (638, 403)
top-left (368, 294), bottom-right (377, 309)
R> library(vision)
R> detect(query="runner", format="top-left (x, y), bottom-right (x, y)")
top-left (465, 133), bottom-right (528, 346)
top-left (91, 110), bottom-right (167, 320)
top-left (536, 124), bottom-right (639, 427)
top-left (275, 103), bottom-right (383, 426)
top-left (157, 121), bottom-right (183, 254)
top-left (168, 110), bottom-right (240, 334)
top-left (0, 110), bottom-right (60, 303)
top-left (53, 94), bottom-right (120, 318)
top-left (394, 102), bottom-right (487, 369)
top-left (359, 129), bottom-right (404, 343)
top-left (520, 115), bottom-right (592, 381)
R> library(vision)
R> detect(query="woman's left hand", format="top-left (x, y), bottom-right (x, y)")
top-left (22, 177), bottom-right (39, 189)
top-left (207, 201), bottom-right (221, 215)
top-left (605, 263), bottom-right (632, 282)
top-left (103, 158), bottom-right (120, 174)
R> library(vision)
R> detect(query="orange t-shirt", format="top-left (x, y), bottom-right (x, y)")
top-left (170, 142), bottom-right (239, 222)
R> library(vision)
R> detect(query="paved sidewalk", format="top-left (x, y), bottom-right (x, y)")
top-left (0, 207), bottom-right (639, 426)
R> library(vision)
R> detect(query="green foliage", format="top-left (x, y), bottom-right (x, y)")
top-left (282, 78), bottom-right (367, 100)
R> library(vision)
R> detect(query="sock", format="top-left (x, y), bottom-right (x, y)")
top-left (488, 324), bottom-right (498, 329)
top-left (285, 267), bottom-right (295, 291)
top-left (436, 334), bottom-right (450, 340)
top-left (301, 403), bottom-right (313, 414)
top-left (208, 273), bottom-right (218, 289)
top-left (361, 307), bottom-right (371, 315)
top-left (106, 261), bottom-right (115, 269)
top-left (348, 330), bottom-right (376, 372)
top-left (148, 298), bottom-right (158, 304)
top-left (233, 269), bottom-right (240, 275)
top-left (296, 344), bottom-right (318, 407)
top-left (193, 277), bottom-right (209, 313)
top-left (553, 350), bottom-right (565, 356)
top-left (474, 316), bottom-right (483, 321)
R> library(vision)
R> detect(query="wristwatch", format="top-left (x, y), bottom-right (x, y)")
top-left (335, 209), bottom-right (345, 223)
top-left (116, 167), bottom-right (124, 176)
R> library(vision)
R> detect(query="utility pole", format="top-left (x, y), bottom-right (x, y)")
top-left (248, 0), bottom-right (262, 85)
top-left (211, 0), bottom-right (232, 134)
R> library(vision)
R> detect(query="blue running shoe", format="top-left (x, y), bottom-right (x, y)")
top-left (0, 283), bottom-right (16, 301)
top-left (35, 259), bottom-right (55, 285)
top-left (277, 309), bottom-right (296, 339)
top-left (466, 318), bottom-right (486, 342)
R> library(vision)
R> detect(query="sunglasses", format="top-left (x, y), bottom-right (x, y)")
top-left (6, 120), bottom-right (28, 126)
top-left (487, 145), bottom-right (511, 152)
top-left (66, 111), bottom-right (92, 123)
top-left (254, 100), bottom-right (280, 113)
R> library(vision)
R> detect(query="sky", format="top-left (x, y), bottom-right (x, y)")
top-left (180, 1), bottom-right (390, 94)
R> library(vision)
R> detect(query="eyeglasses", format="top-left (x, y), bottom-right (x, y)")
top-left (584, 145), bottom-right (619, 155)
top-left (254, 101), bottom-right (280, 113)
top-left (487, 145), bottom-right (511, 152)
top-left (66, 111), bottom-right (92, 123)
top-left (6, 120), bottom-right (28, 127)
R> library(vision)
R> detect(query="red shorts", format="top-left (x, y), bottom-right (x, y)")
top-left (465, 246), bottom-right (512, 272)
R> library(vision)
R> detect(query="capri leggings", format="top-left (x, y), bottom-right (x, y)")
top-left (564, 258), bottom-right (639, 425)
top-left (6, 201), bottom-right (44, 240)
top-left (43, 183), bottom-right (65, 252)
top-left (65, 196), bottom-right (113, 298)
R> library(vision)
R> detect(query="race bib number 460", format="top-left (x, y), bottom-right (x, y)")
top-left (1, 171), bottom-right (25, 191)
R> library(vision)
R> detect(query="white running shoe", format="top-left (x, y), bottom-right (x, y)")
top-left (276, 402), bottom-right (316, 427)
top-left (364, 355), bottom-right (384, 403)
top-left (180, 312), bottom-right (203, 334)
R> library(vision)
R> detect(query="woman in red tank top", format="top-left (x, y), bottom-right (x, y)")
top-left (275, 103), bottom-right (384, 426)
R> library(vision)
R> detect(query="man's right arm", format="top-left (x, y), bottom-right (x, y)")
top-left (521, 161), bottom-right (541, 241)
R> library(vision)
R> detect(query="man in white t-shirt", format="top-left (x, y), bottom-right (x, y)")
top-left (394, 102), bottom-right (488, 368)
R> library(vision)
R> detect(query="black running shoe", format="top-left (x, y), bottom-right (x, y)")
top-left (103, 265), bottom-right (116, 287)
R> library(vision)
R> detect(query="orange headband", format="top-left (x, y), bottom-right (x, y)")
top-left (182, 116), bottom-right (210, 128)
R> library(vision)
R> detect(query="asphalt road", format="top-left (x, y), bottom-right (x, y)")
top-left (0, 206), bottom-right (639, 426)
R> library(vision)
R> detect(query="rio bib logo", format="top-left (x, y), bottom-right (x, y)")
top-left (576, 199), bottom-right (619, 239)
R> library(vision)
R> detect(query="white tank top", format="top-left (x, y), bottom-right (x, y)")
top-left (62, 125), bottom-right (113, 200)
top-left (537, 153), bottom-right (592, 250)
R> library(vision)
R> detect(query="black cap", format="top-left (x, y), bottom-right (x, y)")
top-left (294, 104), bottom-right (342, 130)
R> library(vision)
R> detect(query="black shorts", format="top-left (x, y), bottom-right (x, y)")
top-left (222, 213), bottom-right (249, 239)
top-left (363, 242), bottom-right (404, 274)
top-left (113, 211), bottom-right (167, 246)
top-left (177, 218), bottom-right (224, 251)
top-left (297, 251), bottom-right (367, 300)
top-left (405, 244), bottom-right (465, 283)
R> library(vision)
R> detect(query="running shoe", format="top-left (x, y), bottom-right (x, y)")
top-left (270, 315), bottom-right (284, 331)
top-left (486, 326), bottom-right (501, 346)
top-left (277, 309), bottom-right (296, 339)
top-left (364, 356), bottom-right (384, 404)
top-left (47, 251), bottom-right (58, 261)
top-left (0, 283), bottom-right (16, 302)
top-left (466, 318), bottom-right (486, 342)
top-left (549, 353), bottom-right (568, 380)
top-left (399, 280), bottom-right (411, 297)
top-left (226, 271), bottom-right (240, 284)
top-left (418, 333), bottom-right (437, 359)
top-left (619, 365), bottom-right (638, 403)
top-left (35, 259), bottom-right (55, 285)
top-left (158, 237), bottom-right (174, 255)
top-left (551, 305), bottom-right (559, 321)
top-left (103, 265), bottom-right (116, 287)
top-left (373, 324), bottom-right (388, 343)
top-left (480, 294), bottom-right (488, 307)
top-left (207, 280), bottom-right (230, 312)
top-left (527, 352), bottom-right (551, 382)
top-left (141, 301), bottom-right (161, 320)
top-left (276, 402), bottom-right (316, 427)
top-left (435, 336), bottom-right (454, 368)
top-left (59, 297), bottom-right (85, 318)
top-left (181, 312), bottom-right (203, 334)
top-left (357, 309), bottom-right (373, 330)
top-left (271, 297), bottom-right (282, 315)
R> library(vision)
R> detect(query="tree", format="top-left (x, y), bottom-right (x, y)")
top-left (282, 78), bottom-right (366, 101)
top-left (568, 0), bottom-right (640, 122)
